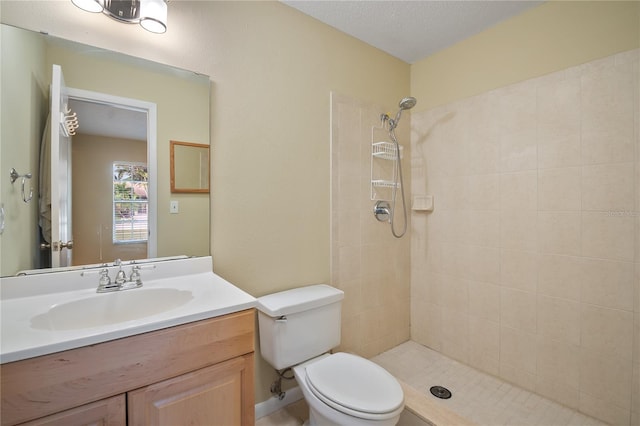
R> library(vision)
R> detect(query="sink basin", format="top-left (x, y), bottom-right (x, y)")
top-left (1, 256), bottom-right (258, 364)
top-left (30, 288), bottom-right (194, 331)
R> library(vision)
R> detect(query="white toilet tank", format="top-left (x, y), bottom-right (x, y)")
top-left (257, 284), bottom-right (344, 371)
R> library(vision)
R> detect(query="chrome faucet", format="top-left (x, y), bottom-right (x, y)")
top-left (96, 268), bottom-right (119, 292)
top-left (96, 260), bottom-right (144, 293)
top-left (114, 262), bottom-right (127, 285)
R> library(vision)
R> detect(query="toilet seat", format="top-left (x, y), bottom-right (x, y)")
top-left (304, 353), bottom-right (404, 420)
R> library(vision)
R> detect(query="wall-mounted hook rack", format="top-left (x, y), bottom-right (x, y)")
top-left (61, 105), bottom-right (79, 136)
top-left (9, 168), bottom-right (33, 203)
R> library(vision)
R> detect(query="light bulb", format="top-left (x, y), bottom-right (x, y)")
top-left (71, 0), bottom-right (103, 13)
top-left (140, 0), bottom-right (167, 34)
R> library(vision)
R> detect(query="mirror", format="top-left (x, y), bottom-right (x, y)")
top-left (170, 141), bottom-right (210, 193)
top-left (0, 24), bottom-right (211, 276)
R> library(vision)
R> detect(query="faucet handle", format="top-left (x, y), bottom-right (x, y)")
top-left (129, 265), bottom-right (142, 285)
top-left (99, 268), bottom-right (111, 286)
top-left (115, 266), bottom-right (127, 285)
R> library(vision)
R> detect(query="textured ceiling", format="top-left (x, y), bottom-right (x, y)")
top-left (282, 1), bottom-right (543, 64)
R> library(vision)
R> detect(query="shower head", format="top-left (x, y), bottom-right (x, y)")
top-left (399, 97), bottom-right (417, 110)
top-left (390, 96), bottom-right (417, 129)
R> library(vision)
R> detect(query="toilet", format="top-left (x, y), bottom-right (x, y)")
top-left (257, 284), bottom-right (404, 426)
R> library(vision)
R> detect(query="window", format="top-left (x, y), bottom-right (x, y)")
top-left (113, 162), bottom-right (148, 243)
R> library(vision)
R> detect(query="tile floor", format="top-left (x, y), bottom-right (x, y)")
top-left (256, 341), bottom-right (608, 426)
top-left (372, 341), bottom-right (607, 426)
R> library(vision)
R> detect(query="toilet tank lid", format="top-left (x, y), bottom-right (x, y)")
top-left (257, 284), bottom-right (344, 317)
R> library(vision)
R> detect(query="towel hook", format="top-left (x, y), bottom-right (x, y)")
top-left (9, 168), bottom-right (33, 203)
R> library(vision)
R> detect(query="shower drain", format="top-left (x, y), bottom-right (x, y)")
top-left (430, 385), bottom-right (452, 399)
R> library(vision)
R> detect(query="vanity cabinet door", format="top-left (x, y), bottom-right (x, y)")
top-left (128, 353), bottom-right (254, 426)
top-left (20, 395), bottom-right (125, 426)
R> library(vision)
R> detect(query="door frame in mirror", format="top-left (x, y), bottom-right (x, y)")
top-left (67, 87), bottom-right (158, 259)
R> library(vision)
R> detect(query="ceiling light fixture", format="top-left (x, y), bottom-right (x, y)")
top-left (71, 0), bottom-right (168, 34)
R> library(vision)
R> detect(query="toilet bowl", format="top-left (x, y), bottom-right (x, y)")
top-left (256, 284), bottom-right (404, 426)
top-left (293, 353), bottom-right (404, 426)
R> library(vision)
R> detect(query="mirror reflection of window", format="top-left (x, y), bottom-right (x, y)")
top-left (113, 162), bottom-right (148, 243)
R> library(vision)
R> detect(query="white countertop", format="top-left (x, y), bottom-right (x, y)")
top-left (0, 256), bottom-right (256, 364)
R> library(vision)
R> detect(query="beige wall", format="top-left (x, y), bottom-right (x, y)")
top-left (72, 134), bottom-right (147, 265)
top-left (409, 1), bottom-right (639, 422)
top-left (0, 25), bottom-right (47, 275)
top-left (412, 1), bottom-right (640, 111)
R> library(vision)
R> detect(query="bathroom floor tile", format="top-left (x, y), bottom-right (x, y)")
top-left (372, 341), bottom-right (607, 426)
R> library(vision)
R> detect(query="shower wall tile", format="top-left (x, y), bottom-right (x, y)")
top-left (581, 211), bottom-right (635, 261)
top-left (537, 73), bottom-right (581, 170)
top-left (581, 304), bottom-right (634, 361)
top-left (440, 275), bottom-right (469, 313)
top-left (468, 280), bottom-right (500, 323)
top-left (496, 83), bottom-right (536, 128)
top-left (466, 137), bottom-right (501, 176)
top-left (499, 249), bottom-right (537, 293)
top-left (537, 254), bottom-right (582, 301)
top-left (499, 325), bottom-right (537, 375)
top-left (633, 349), bottom-right (640, 423)
top-left (331, 93), bottom-right (411, 359)
top-left (411, 49), bottom-right (639, 425)
top-left (499, 362), bottom-right (536, 393)
top-left (500, 288), bottom-right (537, 334)
top-left (537, 167), bottom-right (581, 211)
top-left (467, 173), bottom-right (500, 210)
top-left (466, 245), bottom-right (500, 284)
top-left (581, 59), bottom-right (635, 166)
top-left (500, 171), bottom-right (537, 211)
top-left (534, 375), bottom-right (579, 411)
top-left (579, 349), bottom-right (633, 411)
top-left (499, 210), bottom-right (538, 251)
top-left (536, 295), bottom-right (581, 346)
top-left (536, 336), bottom-right (580, 389)
top-left (468, 316), bottom-right (500, 376)
top-left (579, 389), bottom-right (631, 426)
top-left (582, 162), bottom-right (635, 212)
top-left (441, 307), bottom-right (469, 363)
top-left (537, 135), bottom-right (582, 171)
top-left (499, 131), bottom-right (538, 172)
top-left (581, 258), bottom-right (635, 312)
top-left (336, 210), bottom-right (361, 248)
top-left (466, 211), bottom-right (500, 248)
top-left (337, 245), bottom-right (361, 283)
top-left (537, 211), bottom-right (581, 256)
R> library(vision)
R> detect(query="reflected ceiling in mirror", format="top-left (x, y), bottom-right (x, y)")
top-left (0, 24), bottom-right (211, 277)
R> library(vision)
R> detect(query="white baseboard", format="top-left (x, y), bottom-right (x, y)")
top-left (255, 386), bottom-right (303, 420)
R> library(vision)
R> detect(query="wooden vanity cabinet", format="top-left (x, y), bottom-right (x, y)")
top-left (20, 395), bottom-right (126, 426)
top-left (1, 309), bottom-right (255, 426)
top-left (128, 354), bottom-right (253, 426)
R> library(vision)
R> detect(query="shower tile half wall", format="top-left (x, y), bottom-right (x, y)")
top-left (410, 49), bottom-right (640, 426)
top-left (330, 93), bottom-right (412, 359)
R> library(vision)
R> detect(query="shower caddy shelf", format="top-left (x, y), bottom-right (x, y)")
top-left (370, 141), bottom-right (402, 200)
top-left (372, 141), bottom-right (398, 160)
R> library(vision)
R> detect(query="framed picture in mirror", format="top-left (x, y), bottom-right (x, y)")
top-left (170, 141), bottom-right (210, 193)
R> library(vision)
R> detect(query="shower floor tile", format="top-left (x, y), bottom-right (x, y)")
top-left (372, 341), bottom-right (607, 426)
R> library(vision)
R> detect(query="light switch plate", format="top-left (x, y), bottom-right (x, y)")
top-left (170, 200), bottom-right (179, 214)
